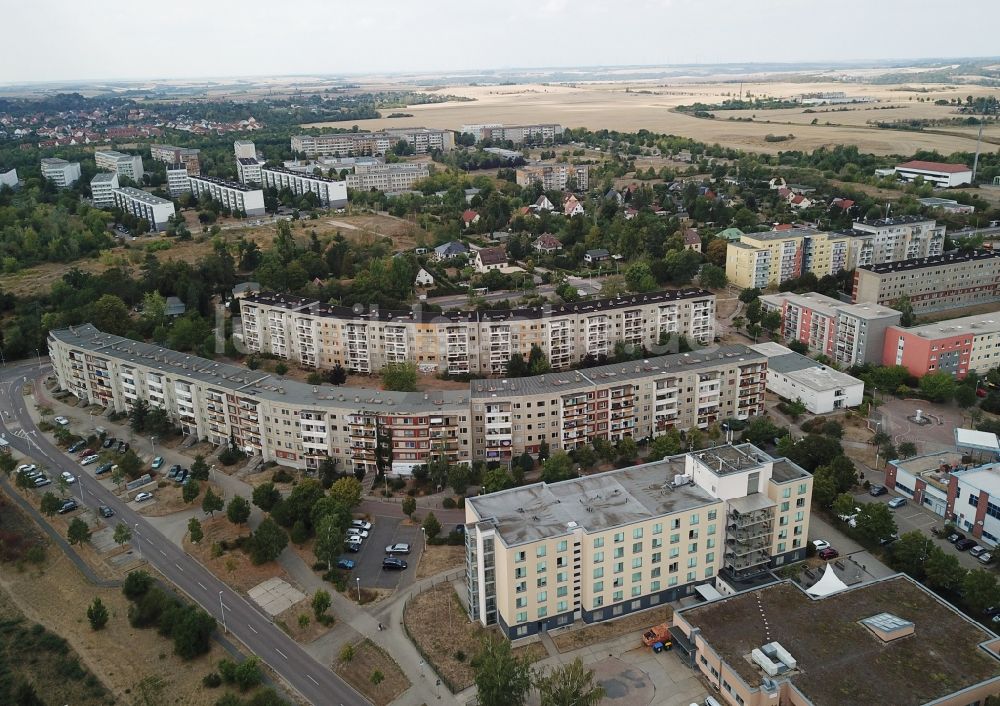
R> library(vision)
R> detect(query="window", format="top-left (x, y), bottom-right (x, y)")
top-left (537, 606), bottom-right (548, 618)
top-left (796, 497), bottom-right (805, 508)
top-left (517, 611), bottom-right (527, 623)
top-left (707, 509), bottom-right (717, 521)
top-left (557, 540), bottom-right (567, 552)
top-left (593, 567), bottom-right (604, 579)
top-left (632, 571), bottom-right (642, 583)
top-left (651, 552), bottom-right (662, 564)
top-left (669, 562), bottom-right (678, 573)
top-left (593, 596), bottom-right (604, 608)
top-left (633, 527), bottom-right (644, 539)
top-left (669, 547), bottom-right (680, 558)
top-left (515, 567), bottom-right (526, 579)
top-left (557, 586), bottom-right (568, 597)
top-left (688, 557), bottom-right (697, 568)
top-left (690, 514), bottom-right (700, 526)
top-left (783, 487), bottom-right (791, 499)
top-left (536, 546), bottom-right (547, 557)
top-left (516, 597), bottom-right (526, 608)
top-left (613, 591), bottom-right (623, 602)
top-left (798, 483), bottom-right (808, 495)
top-left (688, 542), bottom-right (698, 553)
top-left (614, 532), bottom-right (624, 543)
top-left (593, 581), bottom-right (604, 592)
top-left (653, 523), bottom-right (663, 535)
top-left (537, 561), bottom-right (547, 573)
top-left (593, 537), bottom-right (604, 549)
top-left (670, 533), bottom-right (680, 544)
top-left (781, 501), bottom-right (790, 512)
top-left (537, 591), bottom-right (547, 603)
top-left (669, 576), bottom-right (678, 587)
top-left (632, 542), bottom-right (643, 554)
top-left (632, 557), bottom-right (643, 569)
top-left (707, 524), bottom-right (716, 536)
top-left (686, 571), bottom-right (696, 582)
top-left (613, 577), bottom-right (623, 588)
top-left (614, 547), bottom-right (624, 559)
top-left (537, 577), bottom-right (547, 588)
top-left (557, 571), bottom-right (567, 583)
top-left (631, 586), bottom-right (642, 597)
top-left (614, 562), bottom-right (624, 573)
top-left (651, 567), bottom-right (661, 578)
top-left (670, 518), bottom-right (680, 530)
top-left (689, 529), bottom-right (699, 540)
top-left (557, 600), bottom-right (568, 613)
top-left (795, 511), bottom-right (804, 522)
top-left (706, 552), bottom-right (714, 564)
top-left (594, 551), bottom-right (604, 563)
top-left (516, 551), bottom-right (526, 563)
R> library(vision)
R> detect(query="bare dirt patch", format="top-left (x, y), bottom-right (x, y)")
top-left (416, 544), bottom-right (465, 580)
top-left (182, 516), bottom-right (291, 594)
top-left (335, 638), bottom-right (411, 706)
top-left (551, 605), bottom-right (673, 653)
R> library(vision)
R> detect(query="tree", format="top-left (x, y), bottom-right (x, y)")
top-left (39, 492), bottom-right (61, 517)
top-left (227, 496), bottom-right (251, 525)
top-left (783, 397), bottom-right (807, 419)
top-left (810, 467), bottom-right (838, 507)
top-left (248, 518), bottom-right (288, 564)
top-left (955, 385), bottom-right (978, 409)
top-left (123, 570), bottom-right (153, 599)
top-left (648, 430), bottom-right (683, 461)
top-left (473, 633), bottom-right (532, 706)
top-left (172, 609), bottom-right (217, 660)
top-left (742, 416), bottom-right (782, 447)
top-left (87, 597), bottom-right (109, 630)
top-left (963, 569), bottom-right (1000, 617)
top-left (130, 398), bottom-right (150, 433)
top-left (894, 295), bottom-right (916, 327)
top-left (202, 488), bottom-right (224, 517)
top-left (854, 503), bottom-right (897, 543)
top-left (616, 437), bottom-right (638, 463)
top-left (541, 452), bottom-right (575, 483)
top-left (190, 454), bottom-right (210, 481)
top-left (89, 294), bottom-right (130, 335)
top-left (897, 442), bottom-right (918, 459)
top-left (182, 479), bottom-right (201, 503)
top-left (528, 345), bottom-right (551, 375)
top-left (313, 513), bottom-right (344, 567)
top-left (924, 546), bottom-right (964, 593)
top-left (188, 517), bottom-right (204, 543)
top-left (535, 657), bottom-right (606, 706)
top-left (328, 477), bottom-right (363, 509)
top-left (699, 264), bottom-right (728, 289)
top-left (110, 464), bottom-right (126, 491)
top-left (889, 531), bottom-right (933, 580)
top-left (311, 589), bottom-right (331, 621)
top-left (381, 362), bottom-right (418, 392)
top-left (919, 372), bottom-right (956, 403)
top-left (423, 511), bottom-right (441, 540)
top-left (832, 493), bottom-right (857, 520)
top-left (784, 435), bottom-right (844, 473)
top-left (67, 517), bottom-right (91, 545)
top-left (482, 467), bottom-right (514, 494)
top-left (327, 363), bottom-right (348, 385)
top-left (401, 495), bottom-right (416, 518)
top-left (761, 310), bottom-right (782, 336)
top-left (114, 521), bottom-right (132, 547)
top-left (252, 482), bottom-right (281, 512)
top-left (118, 449), bottom-right (142, 480)
top-left (448, 464), bottom-right (471, 495)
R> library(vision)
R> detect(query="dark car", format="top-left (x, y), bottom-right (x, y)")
top-left (869, 484), bottom-right (887, 497)
top-left (344, 542), bottom-right (360, 553)
top-left (175, 469), bottom-right (189, 484)
top-left (948, 532), bottom-right (966, 544)
top-left (95, 462), bottom-right (113, 475)
top-left (956, 538), bottom-right (978, 551)
top-left (818, 547), bottom-right (839, 560)
top-left (98, 505), bottom-right (115, 518)
top-left (57, 499), bottom-right (78, 514)
top-left (102, 437), bottom-right (116, 449)
top-left (68, 441), bottom-right (86, 453)
top-left (382, 557), bottom-right (408, 571)
top-left (167, 464), bottom-right (181, 479)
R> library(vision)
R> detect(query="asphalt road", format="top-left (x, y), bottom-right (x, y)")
top-left (0, 360), bottom-right (369, 706)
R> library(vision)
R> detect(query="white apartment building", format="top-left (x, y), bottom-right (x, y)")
top-left (345, 162), bottom-right (429, 193)
top-left (838, 216), bottom-right (945, 269)
top-left (750, 342), bottom-right (864, 414)
top-left (240, 289), bottom-right (716, 377)
top-left (94, 150), bottom-right (144, 183)
top-left (112, 187), bottom-right (175, 231)
top-left (291, 128), bottom-right (454, 157)
top-left (461, 123), bottom-right (563, 143)
top-left (466, 443), bottom-right (812, 638)
top-left (260, 167), bottom-right (347, 207)
top-left (234, 140), bottom-right (257, 160)
top-left (40, 158), bottom-right (81, 187)
top-left (0, 168), bottom-right (17, 189)
top-left (166, 166), bottom-right (191, 197)
top-left (188, 175), bottom-right (265, 216)
top-left (515, 164), bottom-right (589, 191)
top-left (89, 172), bottom-right (119, 208)
top-left (149, 144), bottom-right (201, 175)
top-left (237, 158), bottom-right (263, 185)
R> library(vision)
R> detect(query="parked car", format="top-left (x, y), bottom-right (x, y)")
top-left (812, 539), bottom-right (831, 552)
top-left (818, 547), bottom-right (839, 560)
top-left (887, 497), bottom-right (907, 509)
top-left (17, 464), bottom-right (37, 474)
top-left (869, 484), bottom-right (887, 497)
top-left (879, 533), bottom-right (899, 546)
top-left (948, 532), bottom-right (966, 544)
top-left (346, 528), bottom-right (369, 539)
top-left (151, 456), bottom-right (164, 469)
top-left (956, 538), bottom-right (979, 551)
top-left (134, 491), bottom-right (153, 503)
top-left (385, 543), bottom-right (411, 555)
top-left (60, 471), bottom-right (76, 484)
top-left (980, 552), bottom-right (993, 565)
top-left (94, 463), bottom-right (113, 475)
top-left (68, 441), bottom-right (86, 453)
top-left (382, 557), bottom-right (408, 571)
top-left (58, 499), bottom-right (78, 514)
top-left (77, 448), bottom-right (95, 459)
top-left (33, 475), bottom-right (51, 487)
top-left (971, 546), bottom-right (987, 558)
top-left (346, 535), bottom-right (363, 546)
top-left (167, 464), bottom-right (181, 479)
top-left (336, 559), bottom-right (356, 570)
top-left (174, 469), bottom-right (189, 484)
top-left (102, 437), bottom-right (116, 449)
top-left (81, 454), bottom-right (99, 466)
top-left (53, 416), bottom-right (69, 426)
top-left (344, 542), bottom-right (361, 553)
top-left (98, 505), bottom-right (115, 518)
top-left (350, 520), bottom-right (372, 532)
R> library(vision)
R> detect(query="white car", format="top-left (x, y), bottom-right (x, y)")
top-left (53, 416), bottom-right (69, 426)
top-left (345, 535), bottom-right (363, 546)
top-left (60, 471), bottom-right (77, 484)
top-left (134, 491), bottom-right (153, 503)
top-left (350, 519), bottom-right (373, 532)
top-left (81, 454), bottom-right (99, 466)
top-left (346, 527), bottom-right (370, 539)
top-left (17, 464), bottom-right (37, 474)
top-left (812, 539), bottom-right (831, 552)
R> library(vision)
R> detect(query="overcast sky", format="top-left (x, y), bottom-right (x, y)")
top-left (4, 0), bottom-right (999, 84)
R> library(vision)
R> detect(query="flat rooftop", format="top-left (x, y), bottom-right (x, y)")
top-left (955, 465), bottom-right (1000, 499)
top-left (262, 165), bottom-right (342, 183)
top-left (190, 175), bottom-right (261, 193)
top-left (90, 173), bottom-right (118, 184)
top-left (890, 450), bottom-right (964, 477)
top-left (680, 576), bottom-right (1000, 706)
top-left (893, 312), bottom-right (1000, 340)
top-left (759, 291), bottom-right (899, 321)
top-left (467, 456), bottom-right (720, 546)
top-left (743, 226), bottom-right (822, 241)
top-left (114, 187), bottom-right (172, 206)
top-left (861, 249), bottom-right (1000, 275)
top-left (752, 344), bottom-right (863, 391)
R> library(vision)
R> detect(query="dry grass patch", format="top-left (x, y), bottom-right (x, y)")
top-left (551, 606), bottom-right (673, 653)
top-left (335, 638), bottom-right (411, 706)
top-left (183, 516), bottom-right (290, 593)
top-left (274, 597), bottom-right (334, 644)
top-left (416, 544), bottom-right (465, 579)
top-left (138, 480), bottom-right (223, 517)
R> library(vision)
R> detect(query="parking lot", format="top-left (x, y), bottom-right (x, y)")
top-left (341, 514), bottom-right (424, 591)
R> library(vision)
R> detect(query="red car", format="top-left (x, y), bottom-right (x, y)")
top-left (819, 547), bottom-right (839, 560)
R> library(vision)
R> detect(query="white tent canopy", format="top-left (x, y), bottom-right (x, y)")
top-left (806, 563), bottom-right (849, 597)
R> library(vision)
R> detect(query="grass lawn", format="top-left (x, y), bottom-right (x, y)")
top-left (335, 638), bottom-right (410, 706)
top-left (551, 606), bottom-right (673, 653)
top-left (416, 544), bottom-right (465, 579)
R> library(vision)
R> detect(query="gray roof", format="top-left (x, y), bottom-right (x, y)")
top-left (434, 241), bottom-right (468, 257)
top-left (232, 282), bottom-right (261, 295)
top-left (586, 249), bottom-right (610, 257)
top-left (467, 456), bottom-right (721, 546)
top-left (90, 173), bottom-right (118, 184)
top-left (164, 296), bottom-right (186, 315)
top-left (115, 187), bottom-right (172, 206)
top-left (752, 343), bottom-right (864, 393)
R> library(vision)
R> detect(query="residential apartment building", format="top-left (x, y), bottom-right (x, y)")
top-left (760, 291), bottom-right (900, 366)
top-left (466, 443), bottom-right (812, 638)
top-left (149, 144), bottom-right (201, 175)
top-left (725, 228), bottom-right (851, 289)
top-left (461, 123), bottom-right (563, 143)
top-left (0, 167), bottom-right (17, 189)
top-left (852, 249), bottom-right (1000, 314)
top-left (166, 166), bottom-right (191, 197)
top-left (515, 164), bottom-right (589, 191)
top-left (94, 150), bottom-right (144, 183)
top-left (467, 345), bottom-right (766, 463)
top-left (345, 162), bottom-right (429, 193)
top-left (237, 157), bottom-right (263, 184)
top-left (89, 172), bottom-right (119, 208)
top-left (112, 187), bottom-right (175, 231)
top-left (260, 167), bottom-right (347, 208)
top-left (40, 158), bottom-right (81, 187)
top-left (674, 575), bottom-right (1000, 706)
top-left (837, 216), bottom-right (945, 269)
top-left (234, 140), bottom-right (257, 160)
top-left (188, 175), bottom-right (265, 216)
top-left (291, 128), bottom-right (454, 157)
top-left (750, 342), bottom-right (864, 414)
top-left (884, 312), bottom-right (1000, 379)
top-left (239, 289), bottom-right (716, 377)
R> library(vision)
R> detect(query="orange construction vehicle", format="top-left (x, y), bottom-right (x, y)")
top-left (642, 623), bottom-right (671, 648)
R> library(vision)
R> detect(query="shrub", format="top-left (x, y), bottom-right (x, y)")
top-left (123, 570), bottom-right (154, 599)
top-left (273, 469), bottom-right (295, 484)
top-left (290, 520), bottom-right (309, 545)
top-left (202, 672), bottom-right (222, 688)
top-left (339, 644), bottom-right (355, 663)
top-left (442, 497), bottom-right (456, 509)
top-left (312, 561), bottom-right (329, 572)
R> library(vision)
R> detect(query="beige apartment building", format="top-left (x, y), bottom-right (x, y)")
top-left (149, 144), bottom-right (201, 175)
top-left (345, 162), bottom-right (430, 193)
top-left (291, 128), bottom-right (454, 157)
top-left (239, 289), bottom-right (716, 376)
top-left (852, 249), bottom-right (1000, 314)
top-left (468, 345), bottom-right (766, 463)
top-left (466, 444), bottom-right (812, 639)
top-left (515, 164), bottom-right (590, 191)
top-left (837, 215), bottom-right (945, 268)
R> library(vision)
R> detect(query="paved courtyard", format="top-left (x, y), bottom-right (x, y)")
top-left (248, 577), bottom-right (306, 616)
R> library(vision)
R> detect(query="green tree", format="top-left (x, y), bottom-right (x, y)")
top-left (473, 634), bottom-right (533, 706)
top-left (761, 310), bottom-right (782, 336)
top-left (113, 521), bottom-right (132, 547)
top-left (854, 503), bottom-right (897, 543)
top-left (380, 362), bottom-right (418, 392)
top-left (897, 442), bottom-right (918, 459)
top-left (313, 513), bottom-right (344, 567)
top-left (252, 481), bottom-right (281, 512)
top-left (188, 517), bottom-right (204, 543)
top-left (129, 398), bottom-right (150, 433)
top-left (482, 467), bottom-right (514, 494)
top-left (889, 531), bottom-right (933, 580)
top-left (535, 657), bottom-right (606, 706)
top-left (248, 518), bottom-right (288, 564)
top-left (110, 464), bottom-right (126, 491)
top-left (201, 488), bottom-right (224, 517)
top-left (810, 467), bottom-right (838, 507)
top-left (616, 437), bottom-right (638, 463)
top-left (370, 670), bottom-right (385, 692)
top-left (963, 569), bottom-right (1000, 616)
top-left (89, 294), bottom-right (130, 335)
top-left (182, 479), bottom-right (201, 503)
top-left (118, 449), bottom-right (142, 480)
top-left (123, 570), bottom-right (153, 599)
top-left (541, 452), bottom-right (575, 483)
top-left (190, 454), bottom-right (210, 481)
top-left (328, 477), bottom-right (363, 509)
top-left (894, 295), bottom-right (916, 327)
top-left (955, 385), bottom-right (978, 409)
top-left (924, 546), bottom-right (965, 593)
top-left (648, 430), bottom-right (683, 461)
top-left (528, 345), bottom-right (551, 375)
top-left (39, 491), bottom-right (61, 517)
top-left (141, 291), bottom-right (167, 327)
top-left (919, 372), bottom-right (956, 403)
top-left (172, 609), bottom-right (216, 660)
top-left (226, 495), bottom-right (251, 525)
top-left (784, 435), bottom-right (844, 473)
top-left (448, 464), bottom-right (471, 495)
top-left (67, 517), bottom-right (91, 545)
top-left (423, 511), bottom-right (442, 540)
top-left (401, 495), bottom-right (417, 518)
top-left (832, 493), bottom-right (857, 520)
top-left (311, 589), bottom-right (331, 621)
top-left (698, 264), bottom-right (728, 289)
top-left (87, 597), bottom-right (109, 630)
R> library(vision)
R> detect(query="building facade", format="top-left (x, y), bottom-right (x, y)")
top-left (260, 167), bottom-right (347, 207)
top-left (188, 175), bottom-right (265, 216)
top-left (883, 312), bottom-right (1000, 379)
top-left (345, 162), bottom-right (429, 193)
top-left (894, 160), bottom-right (973, 187)
top-left (461, 123), bottom-right (563, 143)
top-left (234, 140), bottom-right (256, 160)
top-left (94, 150), bottom-right (144, 182)
top-left (852, 250), bottom-right (1000, 314)
top-left (837, 216), bottom-right (945, 269)
top-left (239, 289), bottom-right (716, 377)
top-left (291, 128), bottom-right (454, 157)
top-left (237, 158), bottom-right (263, 185)
top-left (759, 291), bottom-right (900, 366)
top-left (149, 144), bottom-right (201, 175)
top-left (466, 444), bottom-right (812, 638)
top-left (166, 166), bottom-right (191, 197)
top-left (112, 187), bottom-right (175, 231)
top-left (515, 164), bottom-right (589, 191)
top-left (40, 158), bottom-right (81, 187)
top-left (90, 172), bottom-right (119, 208)
top-left (0, 167), bottom-right (17, 189)
top-left (750, 342), bottom-right (864, 414)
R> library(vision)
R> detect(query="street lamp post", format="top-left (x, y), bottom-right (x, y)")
top-left (34, 349), bottom-right (40, 368)
top-left (150, 436), bottom-right (157, 456)
top-left (356, 577), bottom-right (361, 602)
top-left (219, 591), bottom-right (227, 633)
top-left (133, 523), bottom-right (142, 560)
top-left (421, 526), bottom-right (426, 547)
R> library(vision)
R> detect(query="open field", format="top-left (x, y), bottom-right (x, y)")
top-left (551, 605), bottom-right (672, 653)
top-left (305, 80), bottom-right (1000, 156)
top-left (415, 544), bottom-right (465, 579)
top-left (334, 639), bottom-right (410, 706)
top-left (183, 516), bottom-right (292, 594)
